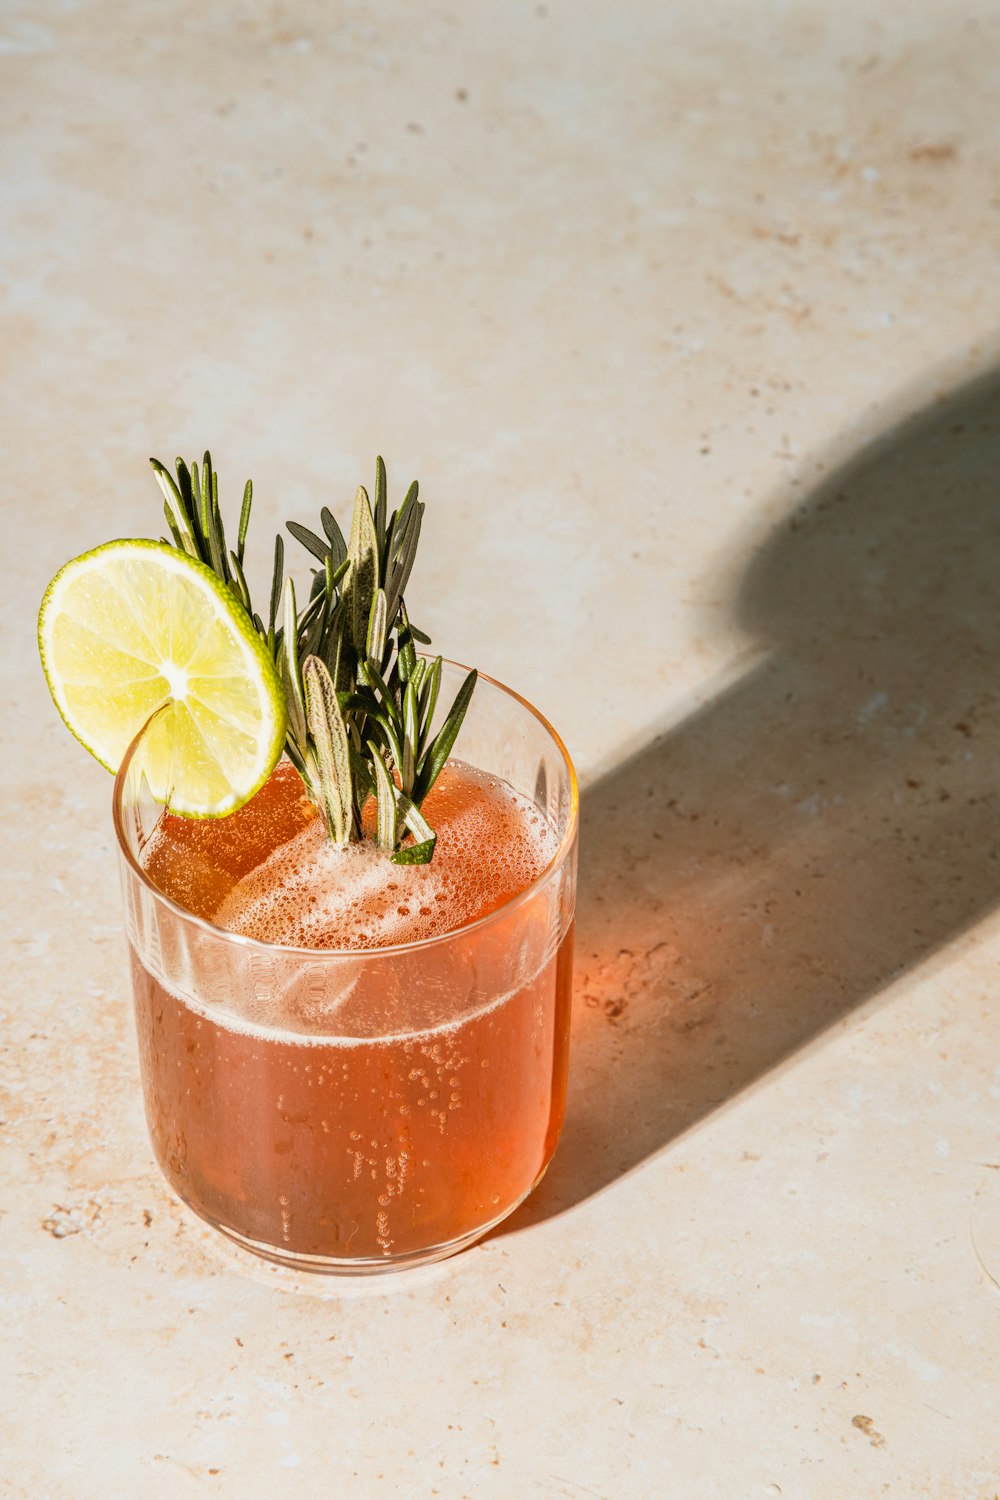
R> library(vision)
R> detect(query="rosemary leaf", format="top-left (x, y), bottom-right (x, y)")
top-left (174, 459), bottom-right (197, 537)
top-left (228, 550), bottom-right (253, 612)
top-left (418, 655), bottom-right (442, 754)
top-left (320, 507), bottom-right (348, 568)
top-left (315, 556), bottom-right (334, 652)
top-left (300, 587), bottom-right (327, 659)
top-left (201, 451), bottom-right (212, 530)
top-left (344, 485), bottom-right (378, 657)
top-left (328, 621), bottom-right (347, 695)
top-left (398, 792), bottom-right (434, 843)
top-left (284, 737), bottom-right (307, 778)
top-left (201, 459), bottom-right (226, 580)
top-left (392, 480), bottom-right (419, 558)
top-left (303, 655), bottom-right (353, 845)
top-left (359, 658), bottom-right (399, 726)
top-left (268, 532), bottom-right (284, 635)
top-left (349, 747), bottom-right (375, 820)
top-left (238, 479), bottom-right (253, 564)
top-left (397, 603), bottom-right (418, 682)
top-left (367, 742), bottom-right (397, 851)
top-left (152, 462), bottom-right (199, 558)
top-left (385, 499), bottom-right (423, 623)
top-left (300, 586), bottom-right (326, 626)
top-left (280, 577), bottom-right (308, 746)
top-left (208, 461), bottom-right (231, 583)
top-left (391, 837), bottom-right (436, 865)
top-left (391, 792), bottom-right (436, 864)
top-left (362, 706), bottom-right (404, 775)
top-left (414, 667), bottom-right (477, 801)
top-left (373, 455), bottom-right (387, 556)
top-left (366, 588), bottom-right (388, 664)
top-left (162, 501), bottom-right (186, 553)
top-left (150, 456), bottom-right (184, 508)
top-left (340, 689), bottom-right (377, 717)
top-left (286, 519), bottom-right (331, 564)
top-left (402, 678), bottom-right (418, 794)
top-left (190, 459), bottom-right (206, 551)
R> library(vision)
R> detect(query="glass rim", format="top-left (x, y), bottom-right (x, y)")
top-left (112, 659), bottom-right (579, 961)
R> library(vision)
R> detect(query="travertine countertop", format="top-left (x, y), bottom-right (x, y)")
top-left (3, 3), bottom-right (1000, 1495)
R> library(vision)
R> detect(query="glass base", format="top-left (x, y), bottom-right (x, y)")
top-left (171, 1160), bottom-right (552, 1276)
top-left (209, 1212), bottom-right (507, 1275)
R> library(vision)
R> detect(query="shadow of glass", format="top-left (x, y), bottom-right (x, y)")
top-left (504, 365), bottom-right (1000, 1234)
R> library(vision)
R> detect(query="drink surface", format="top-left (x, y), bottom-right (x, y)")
top-left (130, 760), bottom-right (573, 1265)
top-left (143, 759), bottom-right (558, 950)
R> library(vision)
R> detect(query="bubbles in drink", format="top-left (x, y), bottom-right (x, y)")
top-left (143, 759), bottom-right (559, 963)
top-left (130, 757), bottom-right (574, 1263)
top-left (209, 761), bottom-right (558, 951)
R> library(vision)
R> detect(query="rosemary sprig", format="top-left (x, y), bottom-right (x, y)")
top-left (150, 450), bottom-right (476, 864)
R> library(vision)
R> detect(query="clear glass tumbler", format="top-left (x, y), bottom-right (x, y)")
top-left (113, 663), bottom-right (577, 1274)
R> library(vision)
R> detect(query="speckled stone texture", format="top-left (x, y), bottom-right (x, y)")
top-left (3, 2), bottom-right (1000, 1496)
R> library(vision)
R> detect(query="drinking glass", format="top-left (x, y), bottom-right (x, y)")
top-left (113, 663), bottom-right (577, 1273)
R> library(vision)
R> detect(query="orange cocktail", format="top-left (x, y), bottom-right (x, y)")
top-left (116, 665), bottom-right (577, 1272)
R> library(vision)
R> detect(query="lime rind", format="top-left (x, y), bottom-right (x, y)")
top-left (38, 538), bottom-right (287, 817)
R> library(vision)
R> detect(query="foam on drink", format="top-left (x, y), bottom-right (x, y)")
top-left (145, 758), bottom-right (559, 951)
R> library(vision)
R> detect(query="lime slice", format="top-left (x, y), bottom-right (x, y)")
top-left (38, 539), bottom-right (287, 816)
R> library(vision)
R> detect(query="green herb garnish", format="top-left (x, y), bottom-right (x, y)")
top-left (150, 451), bottom-right (476, 863)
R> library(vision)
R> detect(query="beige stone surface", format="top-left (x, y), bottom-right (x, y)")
top-left (3, 1), bottom-right (1000, 1494)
